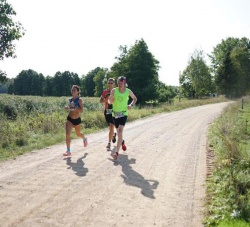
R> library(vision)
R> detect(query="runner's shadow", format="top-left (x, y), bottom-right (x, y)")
top-left (65, 153), bottom-right (89, 177)
top-left (113, 154), bottom-right (159, 199)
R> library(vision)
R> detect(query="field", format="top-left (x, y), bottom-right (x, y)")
top-left (0, 95), bottom-right (104, 159)
top-left (0, 94), bottom-right (228, 160)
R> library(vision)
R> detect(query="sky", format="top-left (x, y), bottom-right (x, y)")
top-left (1, 0), bottom-right (250, 86)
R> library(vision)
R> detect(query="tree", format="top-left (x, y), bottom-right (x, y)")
top-left (13, 69), bottom-right (43, 95)
top-left (209, 37), bottom-right (250, 98)
top-left (0, 0), bottom-right (25, 81)
top-left (180, 50), bottom-right (213, 98)
top-left (231, 46), bottom-right (250, 95)
top-left (0, 82), bottom-right (8, 93)
top-left (179, 68), bottom-right (194, 98)
top-left (157, 82), bottom-right (177, 103)
top-left (60, 71), bottom-right (75, 96)
top-left (43, 76), bottom-right (54, 96)
top-left (6, 77), bottom-right (14, 94)
top-left (50, 71), bottom-right (80, 96)
top-left (110, 39), bottom-right (160, 104)
top-left (215, 51), bottom-right (237, 97)
top-left (82, 67), bottom-right (101, 97)
top-left (93, 68), bottom-right (108, 97)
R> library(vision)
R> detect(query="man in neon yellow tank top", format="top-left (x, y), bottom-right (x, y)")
top-left (108, 76), bottom-right (137, 160)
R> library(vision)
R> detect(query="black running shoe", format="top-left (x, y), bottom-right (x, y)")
top-left (112, 133), bottom-right (116, 143)
top-left (106, 143), bottom-right (111, 149)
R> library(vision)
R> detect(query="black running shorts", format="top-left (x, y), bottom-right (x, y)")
top-left (67, 115), bottom-right (81, 126)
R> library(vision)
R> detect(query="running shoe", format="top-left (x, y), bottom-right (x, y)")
top-left (63, 151), bottom-right (72, 156)
top-left (111, 152), bottom-right (119, 160)
top-left (83, 137), bottom-right (88, 147)
top-left (106, 142), bottom-right (111, 149)
top-left (112, 133), bottom-right (116, 143)
top-left (122, 140), bottom-right (126, 151)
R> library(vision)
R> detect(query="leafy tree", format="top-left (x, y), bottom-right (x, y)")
top-left (0, 71), bottom-right (7, 83)
top-left (93, 68), bottom-right (108, 97)
top-left (110, 39), bottom-right (160, 104)
top-left (13, 70), bottom-right (31, 95)
top-left (43, 76), bottom-right (54, 96)
top-left (38, 73), bottom-right (45, 96)
top-left (60, 71), bottom-right (75, 96)
top-left (209, 37), bottom-right (250, 97)
top-left (6, 77), bottom-right (14, 94)
top-left (231, 46), bottom-right (250, 95)
top-left (180, 50), bottom-right (213, 98)
top-left (53, 72), bottom-right (64, 96)
top-left (0, 0), bottom-right (25, 81)
top-left (215, 51), bottom-right (237, 97)
top-left (82, 67), bottom-right (101, 97)
top-left (0, 82), bottom-right (8, 93)
top-left (157, 82), bottom-right (177, 103)
top-left (13, 69), bottom-right (43, 95)
top-left (72, 72), bottom-right (81, 87)
top-left (109, 45), bottom-right (129, 79)
top-left (30, 72), bottom-right (45, 96)
top-left (50, 71), bottom-right (80, 96)
top-left (179, 65), bottom-right (195, 98)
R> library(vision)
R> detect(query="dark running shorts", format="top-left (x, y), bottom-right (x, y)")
top-left (113, 116), bottom-right (127, 128)
top-left (104, 110), bottom-right (114, 126)
top-left (67, 116), bottom-right (81, 126)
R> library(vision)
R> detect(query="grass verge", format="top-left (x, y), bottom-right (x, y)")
top-left (205, 97), bottom-right (250, 226)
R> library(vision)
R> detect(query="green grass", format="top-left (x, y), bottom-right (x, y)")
top-left (4, 94), bottom-right (249, 226)
top-left (205, 97), bottom-right (250, 226)
top-left (217, 219), bottom-right (250, 227)
top-left (0, 94), bottom-right (228, 161)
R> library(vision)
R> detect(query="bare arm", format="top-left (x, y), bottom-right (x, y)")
top-left (128, 90), bottom-right (137, 109)
top-left (78, 98), bottom-right (84, 113)
top-left (108, 89), bottom-right (115, 104)
top-left (100, 94), bottom-right (106, 104)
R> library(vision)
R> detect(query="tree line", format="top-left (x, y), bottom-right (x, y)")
top-left (3, 39), bottom-right (178, 105)
top-left (0, 0), bottom-right (177, 105)
top-left (1, 0), bottom-right (250, 102)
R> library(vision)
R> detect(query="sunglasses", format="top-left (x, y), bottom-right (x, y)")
top-left (71, 89), bottom-right (77, 92)
top-left (108, 82), bottom-right (114, 84)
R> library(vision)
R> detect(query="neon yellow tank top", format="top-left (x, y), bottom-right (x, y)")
top-left (112, 87), bottom-right (130, 116)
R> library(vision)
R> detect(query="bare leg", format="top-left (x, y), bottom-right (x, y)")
top-left (116, 125), bottom-right (124, 153)
top-left (66, 120), bottom-right (73, 150)
top-left (74, 124), bottom-right (85, 139)
top-left (108, 124), bottom-right (115, 143)
top-left (75, 124), bottom-right (87, 147)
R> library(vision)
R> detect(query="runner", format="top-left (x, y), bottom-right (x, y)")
top-left (63, 85), bottom-right (87, 156)
top-left (108, 76), bottom-right (137, 160)
top-left (100, 78), bottom-right (116, 150)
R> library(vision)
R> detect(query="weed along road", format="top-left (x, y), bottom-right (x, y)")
top-left (0, 102), bottom-right (230, 227)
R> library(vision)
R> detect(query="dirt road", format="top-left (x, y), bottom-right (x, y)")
top-left (0, 102), bottom-right (230, 227)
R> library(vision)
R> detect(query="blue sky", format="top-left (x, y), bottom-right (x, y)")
top-left (2, 0), bottom-right (250, 85)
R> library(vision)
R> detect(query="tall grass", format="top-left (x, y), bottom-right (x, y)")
top-left (0, 94), bottom-right (228, 160)
top-left (0, 95), bottom-right (103, 159)
top-left (205, 97), bottom-right (250, 226)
